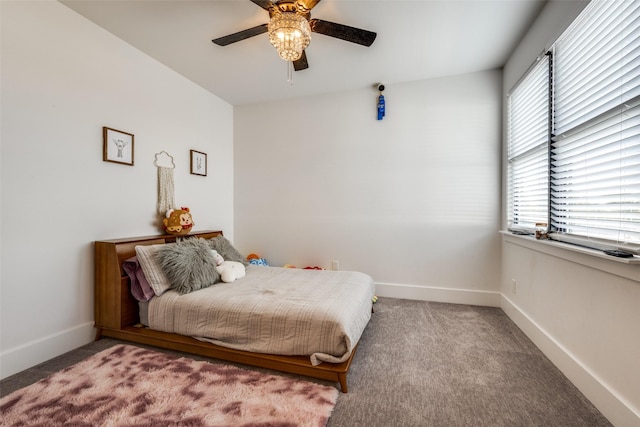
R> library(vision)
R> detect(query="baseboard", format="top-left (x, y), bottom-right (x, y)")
top-left (375, 282), bottom-right (500, 307)
top-left (0, 321), bottom-right (96, 380)
top-left (500, 295), bottom-right (639, 427)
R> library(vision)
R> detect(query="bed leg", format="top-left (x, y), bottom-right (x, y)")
top-left (337, 373), bottom-right (348, 393)
top-left (94, 327), bottom-right (103, 341)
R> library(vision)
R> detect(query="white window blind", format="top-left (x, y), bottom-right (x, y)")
top-left (507, 55), bottom-right (550, 231)
top-left (551, 0), bottom-right (640, 249)
top-left (554, 0), bottom-right (640, 135)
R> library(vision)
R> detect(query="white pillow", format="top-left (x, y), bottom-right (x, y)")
top-left (135, 244), bottom-right (173, 296)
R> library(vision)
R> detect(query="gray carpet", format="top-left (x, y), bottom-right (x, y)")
top-left (1, 298), bottom-right (611, 426)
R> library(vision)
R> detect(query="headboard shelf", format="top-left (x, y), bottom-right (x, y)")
top-left (96, 230), bottom-right (223, 244)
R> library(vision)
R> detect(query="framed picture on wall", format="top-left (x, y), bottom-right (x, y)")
top-left (103, 127), bottom-right (134, 166)
top-left (190, 150), bottom-right (207, 176)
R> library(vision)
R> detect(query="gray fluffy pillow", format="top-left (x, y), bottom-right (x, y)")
top-left (157, 237), bottom-right (220, 294)
top-left (207, 235), bottom-right (249, 265)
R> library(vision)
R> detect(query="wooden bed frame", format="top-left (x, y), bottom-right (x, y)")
top-left (94, 230), bottom-right (358, 392)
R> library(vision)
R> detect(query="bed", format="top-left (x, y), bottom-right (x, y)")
top-left (94, 230), bottom-right (374, 392)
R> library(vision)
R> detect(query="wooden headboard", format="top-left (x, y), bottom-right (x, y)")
top-left (94, 230), bottom-right (223, 333)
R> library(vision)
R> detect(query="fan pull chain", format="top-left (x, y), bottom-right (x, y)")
top-left (287, 61), bottom-right (294, 85)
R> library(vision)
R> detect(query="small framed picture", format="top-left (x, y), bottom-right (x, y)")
top-left (103, 127), bottom-right (134, 166)
top-left (190, 150), bottom-right (207, 176)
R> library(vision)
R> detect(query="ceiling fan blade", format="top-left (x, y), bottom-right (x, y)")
top-left (212, 23), bottom-right (268, 46)
top-left (293, 50), bottom-right (309, 71)
top-left (297, 0), bottom-right (321, 11)
top-left (250, 0), bottom-right (275, 10)
top-left (309, 19), bottom-right (376, 47)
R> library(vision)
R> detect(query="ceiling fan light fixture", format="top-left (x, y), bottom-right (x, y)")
top-left (268, 11), bottom-right (311, 61)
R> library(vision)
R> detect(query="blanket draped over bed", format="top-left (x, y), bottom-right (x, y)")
top-left (148, 265), bottom-right (375, 366)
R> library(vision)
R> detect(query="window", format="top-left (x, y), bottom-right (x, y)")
top-left (507, 0), bottom-right (640, 253)
top-left (507, 55), bottom-right (550, 231)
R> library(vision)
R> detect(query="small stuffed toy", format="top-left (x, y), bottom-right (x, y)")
top-left (247, 253), bottom-right (269, 266)
top-left (163, 207), bottom-right (194, 235)
top-left (249, 258), bottom-right (269, 266)
top-left (211, 250), bottom-right (246, 283)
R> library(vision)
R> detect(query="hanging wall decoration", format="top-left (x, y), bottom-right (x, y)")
top-left (154, 151), bottom-right (176, 216)
top-left (103, 127), bottom-right (134, 165)
top-left (190, 150), bottom-right (207, 176)
top-left (377, 84), bottom-right (386, 121)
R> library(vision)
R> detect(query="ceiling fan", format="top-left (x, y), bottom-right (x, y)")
top-left (212, 0), bottom-right (377, 71)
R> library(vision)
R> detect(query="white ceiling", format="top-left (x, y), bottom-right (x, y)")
top-left (60, 0), bottom-right (545, 106)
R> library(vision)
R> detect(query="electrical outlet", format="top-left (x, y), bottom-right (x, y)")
top-left (511, 279), bottom-right (517, 294)
top-left (331, 260), bottom-right (339, 271)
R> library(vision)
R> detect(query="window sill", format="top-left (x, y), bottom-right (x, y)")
top-left (500, 230), bottom-right (639, 282)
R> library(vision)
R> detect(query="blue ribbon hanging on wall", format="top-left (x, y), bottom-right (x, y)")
top-left (377, 94), bottom-right (385, 120)
top-left (377, 84), bottom-right (386, 120)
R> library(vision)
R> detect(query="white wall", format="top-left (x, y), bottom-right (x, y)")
top-left (0, 0), bottom-right (234, 378)
top-left (501, 1), bottom-right (640, 425)
top-left (234, 70), bottom-right (502, 307)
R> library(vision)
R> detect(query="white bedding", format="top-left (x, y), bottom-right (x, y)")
top-left (147, 265), bottom-right (375, 365)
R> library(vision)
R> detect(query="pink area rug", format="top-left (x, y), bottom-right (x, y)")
top-left (0, 344), bottom-right (338, 426)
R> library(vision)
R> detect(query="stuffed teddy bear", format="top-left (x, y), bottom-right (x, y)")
top-left (163, 207), bottom-right (194, 235)
top-left (211, 250), bottom-right (246, 283)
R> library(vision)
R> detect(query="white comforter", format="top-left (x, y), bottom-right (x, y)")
top-left (148, 265), bottom-right (375, 365)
